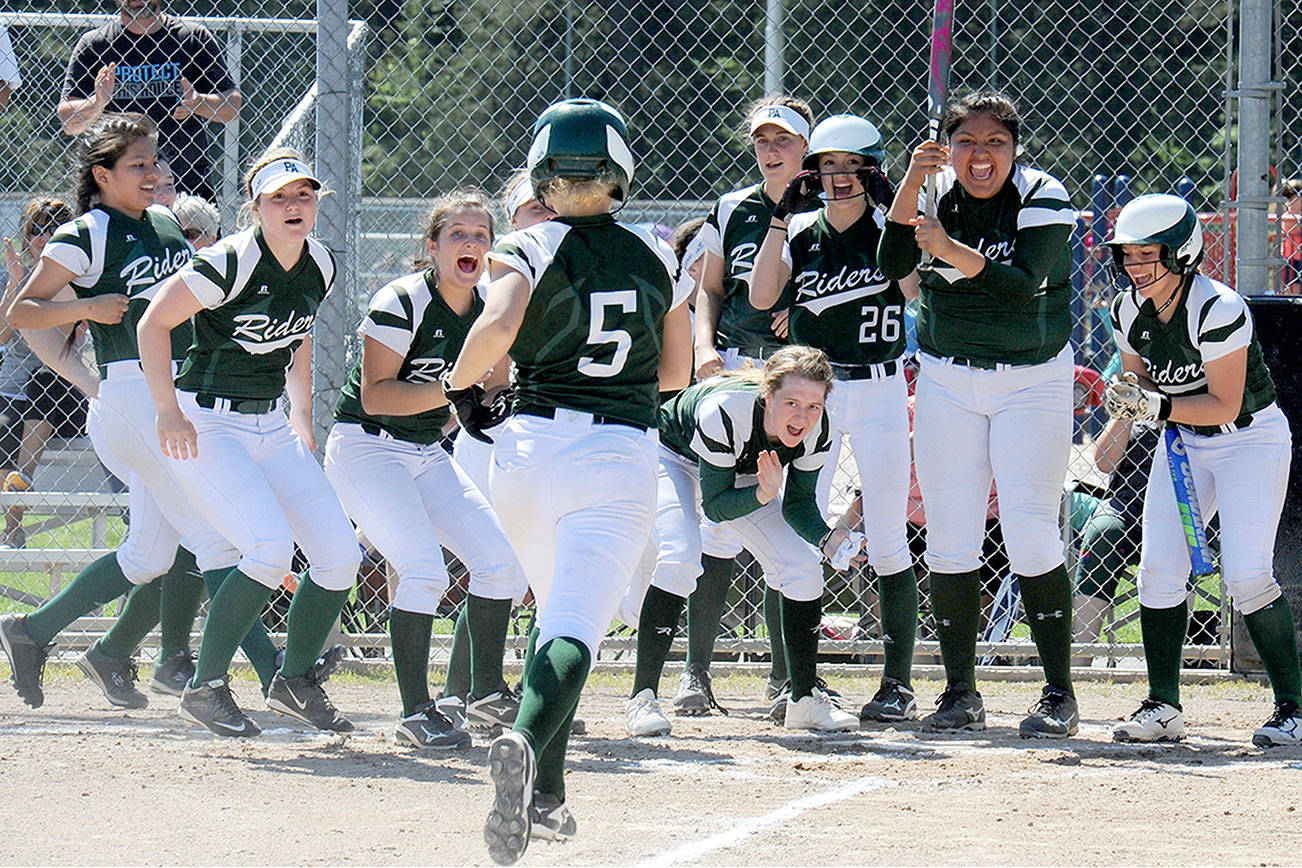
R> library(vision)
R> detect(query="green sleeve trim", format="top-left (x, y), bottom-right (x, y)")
top-left (699, 460), bottom-right (763, 522)
top-left (968, 223), bottom-right (1071, 306)
top-left (878, 219), bottom-right (921, 280)
top-left (493, 242), bottom-right (534, 281)
top-left (192, 256), bottom-right (229, 298)
top-left (781, 467), bottom-right (832, 546)
top-left (1200, 312), bottom-right (1246, 345)
top-left (368, 309), bottom-right (410, 331)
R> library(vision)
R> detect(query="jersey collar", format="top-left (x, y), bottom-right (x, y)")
top-left (253, 224), bottom-right (311, 277)
top-left (558, 213), bottom-right (616, 228)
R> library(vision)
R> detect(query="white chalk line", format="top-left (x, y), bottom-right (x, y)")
top-left (634, 775), bottom-right (893, 867)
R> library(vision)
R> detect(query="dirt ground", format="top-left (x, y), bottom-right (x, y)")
top-left (1, 667), bottom-right (1300, 867)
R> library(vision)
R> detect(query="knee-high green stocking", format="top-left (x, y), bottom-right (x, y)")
top-left (632, 586), bottom-right (685, 697)
top-left (685, 555), bottom-right (733, 668)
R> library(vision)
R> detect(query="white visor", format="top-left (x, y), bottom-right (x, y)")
top-left (506, 176), bottom-right (535, 221)
top-left (748, 105), bottom-right (811, 141)
top-left (250, 157), bottom-right (321, 199)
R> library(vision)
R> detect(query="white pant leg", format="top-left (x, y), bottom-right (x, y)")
top-left (1136, 437), bottom-right (1198, 609)
top-left (1190, 407), bottom-right (1290, 614)
top-left (491, 414), bottom-right (658, 656)
top-left (715, 498), bottom-right (823, 601)
top-left (914, 358), bottom-right (994, 574)
top-left (647, 448), bottom-right (705, 598)
top-left (255, 417), bottom-right (361, 592)
top-left (838, 374), bottom-right (913, 576)
top-left (452, 423), bottom-right (505, 498)
top-left (325, 425), bottom-right (451, 614)
top-left (167, 393), bottom-right (298, 588)
top-left (90, 375), bottom-right (239, 582)
top-left (410, 441), bottom-right (527, 603)
top-left (985, 350), bottom-right (1072, 576)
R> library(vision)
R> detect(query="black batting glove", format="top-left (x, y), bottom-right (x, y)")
top-left (856, 165), bottom-right (894, 209)
top-left (441, 375), bottom-right (495, 443)
top-left (771, 170), bottom-right (823, 221)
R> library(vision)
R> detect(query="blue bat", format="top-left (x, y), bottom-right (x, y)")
top-left (1163, 426), bottom-right (1216, 576)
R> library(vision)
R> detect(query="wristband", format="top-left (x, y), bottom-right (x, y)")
top-left (768, 223), bottom-right (787, 233)
top-left (1158, 393), bottom-right (1172, 421)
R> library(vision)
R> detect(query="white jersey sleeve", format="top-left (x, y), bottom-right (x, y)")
top-left (179, 227), bottom-right (260, 309)
top-left (1191, 275), bottom-right (1253, 362)
top-left (358, 272), bottom-right (431, 358)
top-left (487, 221), bottom-right (569, 293)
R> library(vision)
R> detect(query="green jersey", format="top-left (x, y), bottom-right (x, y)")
top-left (334, 270), bottom-right (482, 444)
top-left (698, 184), bottom-right (792, 352)
top-left (175, 226), bottom-right (335, 400)
top-left (784, 207), bottom-right (906, 366)
top-left (660, 378), bottom-right (831, 544)
top-left (489, 213), bottom-right (686, 429)
top-left (42, 204), bottom-right (194, 364)
top-left (1111, 273), bottom-right (1275, 435)
top-left (878, 164), bottom-right (1074, 365)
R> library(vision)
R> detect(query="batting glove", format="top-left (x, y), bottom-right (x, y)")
top-left (1103, 371), bottom-right (1172, 422)
top-left (771, 170), bottom-right (823, 221)
top-left (441, 376), bottom-right (497, 443)
top-left (856, 164), bottom-right (895, 209)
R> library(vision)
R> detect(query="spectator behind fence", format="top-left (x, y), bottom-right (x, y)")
top-left (1275, 179), bottom-right (1301, 296)
top-left (57, 0), bottom-right (241, 199)
top-left (171, 193), bottom-right (220, 248)
top-left (0, 23), bottom-right (21, 110)
top-left (0, 199), bottom-right (86, 549)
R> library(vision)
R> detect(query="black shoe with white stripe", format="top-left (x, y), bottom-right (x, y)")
top-left (396, 700), bottom-right (471, 749)
top-left (179, 675), bottom-right (261, 738)
top-left (1252, 700), bottom-right (1302, 747)
top-left (1019, 684), bottom-right (1079, 738)
top-left (266, 671), bottom-right (354, 732)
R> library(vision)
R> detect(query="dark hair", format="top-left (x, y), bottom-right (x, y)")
top-left (671, 216), bottom-right (705, 265)
top-left (71, 113), bottom-right (157, 215)
top-left (942, 91), bottom-right (1022, 145)
top-left (19, 198), bottom-right (73, 253)
top-left (413, 188), bottom-right (495, 270)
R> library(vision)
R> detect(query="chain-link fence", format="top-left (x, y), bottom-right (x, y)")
top-left (0, 0), bottom-right (1291, 675)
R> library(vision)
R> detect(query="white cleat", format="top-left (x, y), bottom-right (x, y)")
top-left (1113, 698), bottom-right (1184, 742)
top-left (1252, 701), bottom-right (1302, 747)
top-left (784, 687), bottom-right (859, 732)
top-left (625, 688), bottom-right (672, 737)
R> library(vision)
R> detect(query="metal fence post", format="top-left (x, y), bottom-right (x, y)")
top-left (1235, 0), bottom-right (1280, 296)
top-left (221, 23), bottom-right (242, 231)
top-left (314, 0), bottom-right (354, 446)
top-left (764, 0), bottom-right (784, 95)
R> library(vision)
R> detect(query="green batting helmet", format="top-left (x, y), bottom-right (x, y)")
top-left (1105, 193), bottom-right (1204, 275)
top-left (527, 99), bottom-right (635, 202)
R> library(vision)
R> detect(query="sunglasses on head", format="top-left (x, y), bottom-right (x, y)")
top-left (27, 223), bottom-right (58, 238)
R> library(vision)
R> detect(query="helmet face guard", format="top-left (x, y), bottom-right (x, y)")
top-left (527, 99), bottom-right (635, 203)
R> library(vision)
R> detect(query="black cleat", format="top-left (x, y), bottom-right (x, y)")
top-left (179, 675), bottom-right (261, 737)
top-left (266, 671), bottom-right (354, 732)
top-left (530, 791), bottom-right (576, 842)
top-left (923, 683), bottom-right (986, 731)
top-left (396, 700), bottom-right (471, 749)
top-left (150, 650), bottom-right (196, 697)
top-left (77, 642), bottom-right (148, 709)
top-left (1019, 684), bottom-right (1079, 738)
top-left (0, 615), bottom-right (49, 708)
top-left (484, 731), bottom-right (535, 865)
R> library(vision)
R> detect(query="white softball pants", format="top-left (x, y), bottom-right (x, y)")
top-left (914, 346), bottom-right (1073, 576)
top-left (696, 350), bottom-right (763, 560)
top-left (324, 423), bottom-right (527, 614)
top-left (816, 369), bottom-right (913, 576)
top-left (451, 422), bottom-right (507, 499)
top-left (489, 411), bottom-right (658, 656)
top-left (634, 447), bottom-right (823, 606)
top-left (86, 363), bottom-right (238, 584)
top-left (1138, 404), bottom-right (1290, 614)
top-left (164, 390), bottom-right (360, 591)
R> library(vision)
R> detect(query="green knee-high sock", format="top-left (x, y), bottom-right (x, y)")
top-left (686, 555), bottom-right (733, 668)
top-left (522, 626), bottom-right (539, 675)
top-left (24, 553), bottom-right (133, 647)
top-left (930, 570), bottom-right (981, 688)
top-left (515, 637), bottom-right (591, 796)
top-left (193, 569), bottom-right (274, 685)
top-left (279, 574), bottom-right (350, 678)
top-left (468, 595), bottom-right (513, 698)
top-left (1140, 602), bottom-right (1187, 707)
top-left (1243, 598), bottom-right (1302, 705)
top-left (158, 548), bottom-right (203, 658)
top-left (1019, 564), bottom-right (1075, 693)
top-left (389, 607), bottom-right (434, 716)
top-left (878, 567), bottom-right (919, 685)
top-left (781, 595), bottom-right (822, 700)
top-left (764, 585), bottom-right (788, 683)
top-left (632, 586), bottom-right (686, 697)
top-left (443, 606), bottom-right (472, 698)
top-left (202, 568), bottom-right (279, 691)
top-left (97, 579), bottom-right (161, 659)
top-left (533, 695), bottom-right (579, 801)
